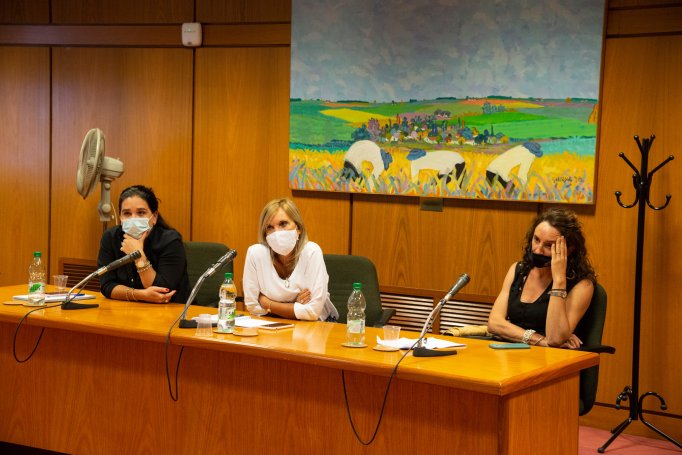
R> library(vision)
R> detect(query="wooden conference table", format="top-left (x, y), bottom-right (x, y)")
top-left (0, 285), bottom-right (597, 454)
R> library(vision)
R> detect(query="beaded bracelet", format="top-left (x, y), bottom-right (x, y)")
top-left (522, 329), bottom-right (536, 344)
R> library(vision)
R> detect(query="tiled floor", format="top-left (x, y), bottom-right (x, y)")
top-left (580, 426), bottom-right (681, 454)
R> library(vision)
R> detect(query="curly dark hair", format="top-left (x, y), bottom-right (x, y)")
top-left (519, 207), bottom-right (596, 284)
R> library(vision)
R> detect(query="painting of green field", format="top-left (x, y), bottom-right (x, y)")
top-left (289, 98), bottom-right (598, 203)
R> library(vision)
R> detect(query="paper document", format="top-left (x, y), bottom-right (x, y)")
top-left (190, 314), bottom-right (252, 324)
top-left (376, 336), bottom-right (466, 350)
top-left (235, 316), bottom-right (283, 328)
top-left (13, 293), bottom-right (95, 303)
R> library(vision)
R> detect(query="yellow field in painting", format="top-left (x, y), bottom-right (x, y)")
top-left (319, 108), bottom-right (393, 125)
top-left (289, 146), bottom-right (594, 203)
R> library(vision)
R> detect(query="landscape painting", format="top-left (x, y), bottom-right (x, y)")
top-left (290, 0), bottom-right (605, 203)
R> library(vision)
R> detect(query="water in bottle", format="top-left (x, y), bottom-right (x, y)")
top-left (346, 282), bottom-right (366, 346)
top-left (217, 272), bottom-right (237, 333)
top-left (28, 251), bottom-right (46, 307)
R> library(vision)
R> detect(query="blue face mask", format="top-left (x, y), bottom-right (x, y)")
top-left (122, 217), bottom-right (152, 239)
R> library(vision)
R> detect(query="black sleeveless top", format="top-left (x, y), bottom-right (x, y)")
top-left (507, 263), bottom-right (577, 336)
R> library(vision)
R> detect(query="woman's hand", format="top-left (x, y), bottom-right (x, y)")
top-left (551, 235), bottom-right (568, 287)
top-left (121, 231), bottom-right (149, 256)
top-left (136, 286), bottom-right (176, 303)
top-left (296, 289), bottom-right (311, 304)
top-left (560, 334), bottom-right (583, 349)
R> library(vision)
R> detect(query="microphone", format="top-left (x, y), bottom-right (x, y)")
top-left (204, 250), bottom-right (237, 278)
top-left (62, 250), bottom-right (141, 310)
top-left (413, 273), bottom-right (470, 357)
top-left (94, 250), bottom-right (142, 276)
top-left (178, 249), bottom-right (237, 329)
top-left (441, 273), bottom-right (471, 304)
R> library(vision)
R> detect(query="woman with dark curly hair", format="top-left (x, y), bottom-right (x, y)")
top-left (488, 207), bottom-right (597, 348)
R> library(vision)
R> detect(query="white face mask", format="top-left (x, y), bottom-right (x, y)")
top-left (122, 217), bottom-right (152, 239)
top-left (266, 230), bottom-right (299, 256)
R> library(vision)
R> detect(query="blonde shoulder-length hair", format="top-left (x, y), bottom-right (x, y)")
top-left (258, 198), bottom-right (309, 265)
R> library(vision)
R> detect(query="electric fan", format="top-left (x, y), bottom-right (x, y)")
top-left (76, 128), bottom-right (125, 227)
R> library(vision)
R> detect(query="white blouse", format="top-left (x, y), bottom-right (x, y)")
top-left (242, 242), bottom-right (339, 321)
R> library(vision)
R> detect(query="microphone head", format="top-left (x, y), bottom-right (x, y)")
top-left (132, 250), bottom-right (141, 259)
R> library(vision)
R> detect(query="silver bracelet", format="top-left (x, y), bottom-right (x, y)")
top-left (522, 329), bottom-right (536, 344)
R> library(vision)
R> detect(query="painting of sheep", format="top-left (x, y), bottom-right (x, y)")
top-left (289, 0), bottom-right (604, 203)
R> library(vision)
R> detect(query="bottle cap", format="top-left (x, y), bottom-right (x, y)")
top-left (34, 252), bottom-right (41, 257)
top-left (353, 282), bottom-right (362, 290)
top-left (225, 272), bottom-right (233, 279)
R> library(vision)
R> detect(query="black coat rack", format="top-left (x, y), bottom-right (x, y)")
top-left (599, 135), bottom-right (680, 452)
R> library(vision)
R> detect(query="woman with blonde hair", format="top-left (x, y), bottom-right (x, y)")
top-left (242, 198), bottom-right (339, 321)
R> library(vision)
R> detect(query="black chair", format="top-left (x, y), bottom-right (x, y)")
top-left (323, 254), bottom-right (395, 327)
top-left (574, 282), bottom-right (616, 415)
top-left (184, 241), bottom-right (232, 307)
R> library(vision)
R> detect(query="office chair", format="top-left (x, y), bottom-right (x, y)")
top-left (323, 254), bottom-right (395, 327)
top-left (184, 241), bottom-right (232, 307)
top-left (574, 282), bottom-right (615, 415)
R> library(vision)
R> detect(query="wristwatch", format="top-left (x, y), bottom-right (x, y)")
top-left (549, 289), bottom-right (568, 299)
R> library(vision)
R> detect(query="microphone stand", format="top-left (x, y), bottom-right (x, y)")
top-left (178, 272), bottom-right (210, 329)
top-left (62, 273), bottom-right (99, 310)
top-left (413, 273), bottom-right (470, 357)
top-left (62, 250), bottom-right (141, 310)
top-left (413, 296), bottom-right (456, 357)
top-left (178, 251), bottom-right (237, 329)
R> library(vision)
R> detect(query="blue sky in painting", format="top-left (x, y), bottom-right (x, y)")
top-left (291, 0), bottom-right (605, 102)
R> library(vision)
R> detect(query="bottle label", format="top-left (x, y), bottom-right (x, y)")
top-left (347, 319), bottom-right (365, 333)
top-left (28, 282), bottom-right (45, 293)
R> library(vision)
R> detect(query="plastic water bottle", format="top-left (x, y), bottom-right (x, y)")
top-left (28, 251), bottom-right (46, 306)
top-left (217, 272), bottom-right (237, 333)
top-left (346, 282), bottom-right (366, 346)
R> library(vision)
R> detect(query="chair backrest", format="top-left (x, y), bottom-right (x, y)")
top-left (575, 282), bottom-right (608, 415)
top-left (184, 241), bottom-right (231, 307)
top-left (323, 254), bottom-right (382, 325)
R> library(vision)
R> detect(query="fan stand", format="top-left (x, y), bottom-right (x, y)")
top-left (98, 179), bottom-right (115, 232)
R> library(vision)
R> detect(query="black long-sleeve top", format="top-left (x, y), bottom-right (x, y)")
top-left (98, 225), bottom-right (190, 303)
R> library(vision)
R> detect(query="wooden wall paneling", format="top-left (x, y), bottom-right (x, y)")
top-left (351, 195), bottom-right (537, 297)
top-left (193, 47), bottom-right (289, 281)
top-left (607, 5), bottom-right (682, 36)
top-left (51, 48), bottom-right (193, 275)
top-left (0, 47), bottom-right (50, 285)
top-left (0, 25), bottom-right (186, 46)
top-left (609, 0), bottom-right (682, 7)
top-left (51, 0), bottom-right (194, 24)
top-left (0, 0), bottom-right (49, 23)
top-left (0, 24), bottom-right (290, 47)
top-left (197, 0), bottom-right (292, 23)
top-left (624, 36), bottom-right (682, 416)
top-left (585, 34), bottom-right (682, 436)
top-left (291, 191), bottom-right (350, 255)
top-left (193, 47), bottom-right (350, 289)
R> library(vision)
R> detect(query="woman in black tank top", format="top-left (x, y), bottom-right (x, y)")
top-left (488, 208), bottom-right (596, 348)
